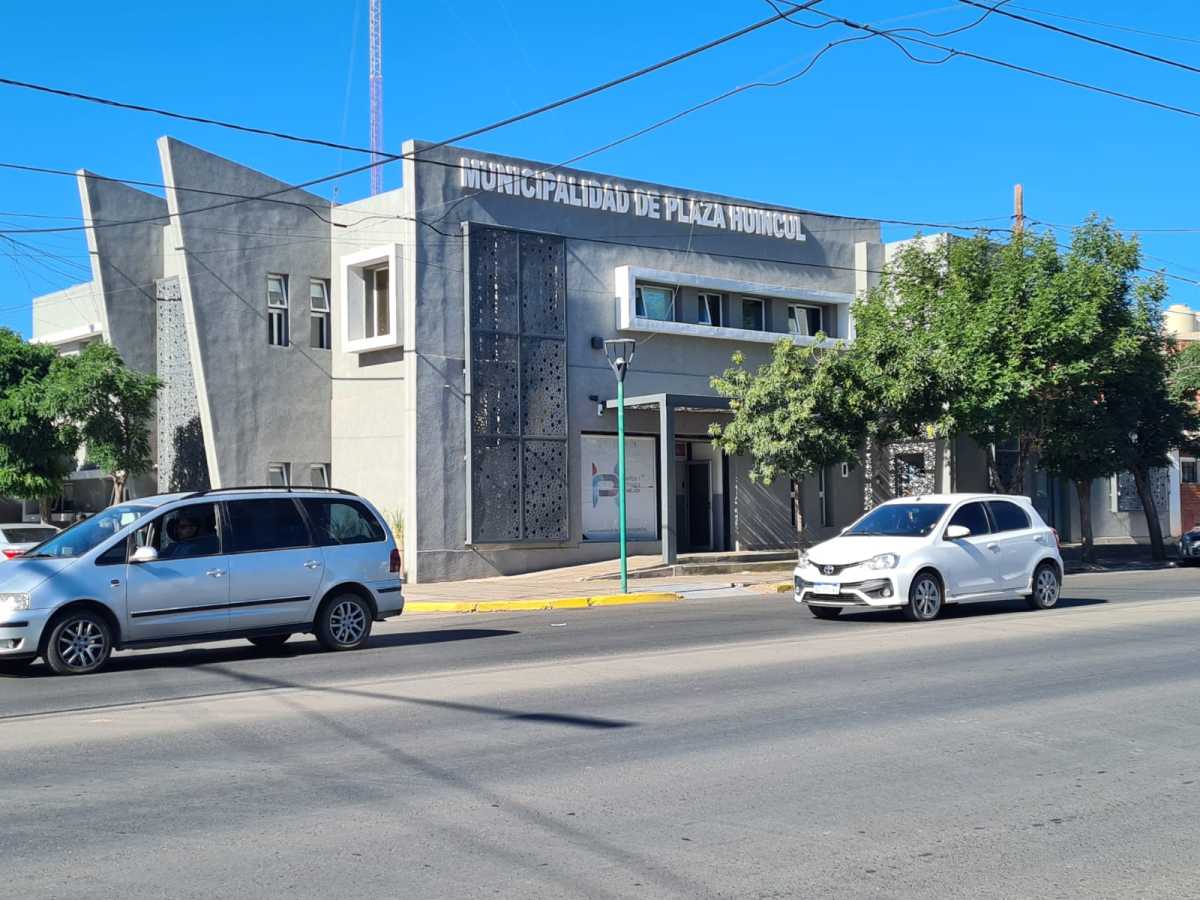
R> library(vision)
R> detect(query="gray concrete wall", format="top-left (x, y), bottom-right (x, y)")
top-left (158, 138), bottom-right (332, 489)
top-left (407, 141), bottom-right (880, 581)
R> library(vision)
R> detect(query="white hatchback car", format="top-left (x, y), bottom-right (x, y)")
top-left (794, 494), bottom-right (1063, 621)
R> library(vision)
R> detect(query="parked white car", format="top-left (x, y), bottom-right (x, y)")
top-left (794, 494), bottom-right (1063, 621)
top-left (0, 524), bottom-right (59, 561)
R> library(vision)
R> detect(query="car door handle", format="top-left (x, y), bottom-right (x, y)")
top-left (986, 543), bottom-right (1000, 552)
top-left (110, 579), bottom-right (121, 588)
top-left (206, 569), bottom-right (225, 578)
top-left (304, 560), bottom-right (322, 569)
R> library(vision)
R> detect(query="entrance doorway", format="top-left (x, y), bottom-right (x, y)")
top-left (686, 461), bottom-right (712, 551)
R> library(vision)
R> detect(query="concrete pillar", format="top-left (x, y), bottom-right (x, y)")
top-left (660, 402), bottom-right (677, 565)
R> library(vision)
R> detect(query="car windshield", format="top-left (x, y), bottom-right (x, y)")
top-left (845, 503), bottom-right (949, 537)
top-left (25, 504), bottom-right (154, 559)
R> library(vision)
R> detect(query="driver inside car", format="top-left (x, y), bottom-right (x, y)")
top-left (159, 509), bottom-right (219, 559)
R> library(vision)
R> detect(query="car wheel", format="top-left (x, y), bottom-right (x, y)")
top-left (44, 610), bottom-right (113, 676)
top-left (0, 657), bottom-right (34, 676)
top-left (315, 594), bottom-right (373, 652)
top-left (248, 634), bottom-right (292, 652)
top-left (903, 573), bottom-right (942, 622)
top-left (1026, 562), bottom-right (1061, 610)
top-left (807, 604), bottom-right (842, 620)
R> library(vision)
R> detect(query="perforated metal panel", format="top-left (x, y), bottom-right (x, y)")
top-left (156, 286), bottom-right (211, 492)
top-left (467, 226), bottom-right (568, 543)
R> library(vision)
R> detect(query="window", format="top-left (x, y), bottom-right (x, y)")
top-left (893, 453), bottom-right (927, 497)
top-left (310, 279), bottom-right (331, 349)
top-left (267, 274), bottom-right (289, 346)
top-left (365, 266), bottom-right (390, 339)
top-left (635, 284), bottom-right (674, 321)
top-left (1183, 459), bottom-right (1198, 484)
top-left (225, 499), bottom-right (310, 553)
top-left (787, 304), bottom-right (822, 337)
top-left (309, 464), bottom-right (330, 487)
top-left (267, 463), bottom-right (290, 486)
top-left (301, 499), bottom-right (386, 546)
top-left (32, 503), bottom-right (151, 560)
top-left (840, 462), bottom-right (851, 478)
top-left (988, 500), bottom-right (1031, 532)
top-left (137, 504), bottom-right (222, 560)
top-left (740, 297), bottom-right (764, 331)
top-left (698, 293), bottom-right (722, 327)
top-left (948, 502), bottom-right (991, 537)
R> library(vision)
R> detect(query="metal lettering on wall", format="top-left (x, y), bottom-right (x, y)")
top-left (467, 228), bottom-right (568, 543)
top-left (156, 280), bottom-right (211, 492)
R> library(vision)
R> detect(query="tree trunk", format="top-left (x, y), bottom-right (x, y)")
top-left (111, 473), bottom-right (127, 506)
top-left (985, 443), bottom-right (1000, 493)
top-left (792, 478), bottom-right (805, 549)
top-left (1074, 479), bottom-right (1095, 564)
top-left (37, 496), bottom-right (50, 525)
top-left (1132, 465), bottom-right (1166, 562)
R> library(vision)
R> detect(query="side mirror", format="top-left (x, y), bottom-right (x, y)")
top-left (130, 545), bottom-right (158, 564)
top-left (945, 524), bottom-right (970, 540)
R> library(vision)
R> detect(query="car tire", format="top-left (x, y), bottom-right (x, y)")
top-left (0, 657), bottom-right (34, 676)
top-left (1026, 562), bottom-right (1061, 610)
top-left (903, 572), bottom-right (943, 622)
top-left (44, 610), bottom-right (113, 676)
top-left (248, 634), bottom-right (292, 652)
top-left (315, 593), bottom-right (373, 652)
top-left (807, 604), bottom-right (842, 620)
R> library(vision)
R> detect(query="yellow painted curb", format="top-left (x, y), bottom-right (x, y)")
top-left (586, 592), bottom-right (680, 607)
top-left (547, 597), bottom-right (591, 609)
top-left (774, 582), bottom-right (793, 593)
top-left (474, 599), bottom-right (551, 612)
top-left (403, 592), bottom-right (683, 614)
top-left (405, 601), bottom-right (478, 614)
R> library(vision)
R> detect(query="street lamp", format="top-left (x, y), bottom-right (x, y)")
top-left (604, 338), bottom-right (637, 593)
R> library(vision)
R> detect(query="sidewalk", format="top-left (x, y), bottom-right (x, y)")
top-left (403, 554), bottom-right (791, 613)
top-left (1059, 542), bottom-right (1180, 573)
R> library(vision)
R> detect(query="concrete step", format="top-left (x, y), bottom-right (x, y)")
top-left (589, 558), bottom-right (798, 581)
top-left (675, 550), bottom-right (797, 565)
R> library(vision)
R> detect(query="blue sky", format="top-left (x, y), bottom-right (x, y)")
top-left (2, 0), bottom-right (1199, 335)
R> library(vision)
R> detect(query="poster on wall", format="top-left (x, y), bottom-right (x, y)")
top-left (581, 434), bottom-right (658, 541)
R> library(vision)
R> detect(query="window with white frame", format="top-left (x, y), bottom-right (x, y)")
top-left (698, 292), bottom-right (722, 327)
top-left (267, 462), bottom-right (290, 486)
top-left (309, 463), bottom-right (330, 487)
top-left (365, 266), bottom-right (390, 339)
top-left (341, 245), bottom-right (400, 353)
top-left (741, 297), bottom-right (765, 331)
top-left (635, 284), bottom-right (674, 321)
top-left (267, 274), bottom-right (289, 346)
top-left (309, 279), bottom-right (331, 349)
top-left (1183, 458), bottom-right (1198, 484)
top-left (787, 303), bottom-right (822, 337)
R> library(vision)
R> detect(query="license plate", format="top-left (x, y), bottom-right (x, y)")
top-left (813, 583), bottom-right (840, 596)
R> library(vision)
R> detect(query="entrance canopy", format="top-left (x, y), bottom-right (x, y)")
top-left (600, 393), bottom-right (731, 565)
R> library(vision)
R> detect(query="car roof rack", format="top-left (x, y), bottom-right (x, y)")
top-left (179, 485), bottom-right (355, 501)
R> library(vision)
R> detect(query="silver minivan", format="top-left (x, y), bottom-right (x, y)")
top-left (0, 487), bottom-right (404, 676)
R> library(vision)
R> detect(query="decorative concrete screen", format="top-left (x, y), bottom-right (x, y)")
top-left (155, 277), bottom-right (210, 491)
top-left (466, 226), bottom-right (568, 543)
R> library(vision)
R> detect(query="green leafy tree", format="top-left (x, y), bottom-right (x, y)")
top-left (44, 343), bottom-right (161, 505)
top-left (0, 328), bottom-right (79, 519)
top-left (710, 338), bottom-right (867, 537)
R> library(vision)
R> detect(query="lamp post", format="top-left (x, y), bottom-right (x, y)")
top-left (604, 338), bottom-right (637, 593)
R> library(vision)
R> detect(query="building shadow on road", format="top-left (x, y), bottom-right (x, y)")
top-left (830, 596), bottom-right (1108, 624)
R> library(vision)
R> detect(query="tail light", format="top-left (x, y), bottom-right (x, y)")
top-left (1051, 528), bottom-right (1061, 549)
top-left (2, 549), bottom-right (23, 559)
top-left (389, 547), bottom-right (403, 575)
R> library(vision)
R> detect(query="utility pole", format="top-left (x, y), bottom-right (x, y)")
top-left (1013, 183), bottom-right (1024, 234)
top-left (369, 0), bottom-right (383, 195)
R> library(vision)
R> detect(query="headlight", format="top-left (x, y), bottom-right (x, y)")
top-left (797, 551), bottom-right (809, 568)
top-left (865, 553), bottom-right (899, 570)
top-left (0, 592), bottom-right (30, 615)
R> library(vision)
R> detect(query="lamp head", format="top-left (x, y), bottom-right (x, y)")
top-left (603, 338), bottom-right (637, 382)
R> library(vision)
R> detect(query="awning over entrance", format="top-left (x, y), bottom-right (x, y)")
top-left (600, 393), bottom-right (731, 565)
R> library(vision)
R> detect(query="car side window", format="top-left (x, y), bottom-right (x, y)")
top-left (136, 504), bottom-right (222, 560)
top-left (301, 499), bottom-right (386, 546)
top-left (948, 502), bottom-right (991, 537)
top-left (987, 500), bottom-right (1031, 532)
top-left (95, 538), bottom-right (129, 567)
top-left (225, 499), bottom-right (311, 553)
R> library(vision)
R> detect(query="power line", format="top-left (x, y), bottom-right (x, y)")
top-left (957, 0), bottom-right (1200, 76)
top-left (1007, 4), bottom-right (1200, 47)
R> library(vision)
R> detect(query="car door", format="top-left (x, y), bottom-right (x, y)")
top-left (223, 498), bottom-right (326, 633)
top-left (936, 501), bottom-right (1002, 598)
top-left (986, 500), bottom-right (1038, 591)
top-left (123, 502), bottom-right (230, 641)
top-left (300, 497), bottom-right (392, 587)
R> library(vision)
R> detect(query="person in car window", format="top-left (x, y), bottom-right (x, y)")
top-left (160, 510), bottom-right (218, 559)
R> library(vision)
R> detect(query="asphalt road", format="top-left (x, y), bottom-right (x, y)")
top-left (3, 568), bottom-right (1200, 898)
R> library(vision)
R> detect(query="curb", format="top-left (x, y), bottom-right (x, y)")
top-left (404, 591), bottom-right (681, 614)
top-left (774, 582), bottom-right (793, 593)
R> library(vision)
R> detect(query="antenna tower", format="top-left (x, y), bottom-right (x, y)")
top-left (369, 0), bottom-right (383, 194)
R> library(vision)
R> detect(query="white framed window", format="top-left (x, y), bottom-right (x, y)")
top-left (840, 462), bottom-right (850, 478)
top-left (635, 284), bottom-right (674, 321)
top-left (310, 279), bottom-right (331, 350)
top-left (698, 292), bottom-right (722, 327)
top-left (787, 303), bottom-right (822, 337)
top-left (1183, 458), bottom-right (1198, 484)
top-left (267, 274), bottom-right (289, 347)
top-left (267, 462), bottom-right (290, 486)
top-left (310, 463), bottom-right (330, 487)
top-left (340, 245), bottom-right (401, 353)
top-left (741, 297), bottom-right (765, 331)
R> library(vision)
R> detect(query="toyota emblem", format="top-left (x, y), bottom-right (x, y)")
top-left (822, 565), bottom-right (834, 576)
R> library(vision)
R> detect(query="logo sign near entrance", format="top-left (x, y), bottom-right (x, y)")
top-left (581, 434), bottom-right (658, 541)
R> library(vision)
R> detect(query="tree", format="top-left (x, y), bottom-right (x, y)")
top-left (0, 328), bottom-right (79, 520)
top-left (44, 342), bottom-right (161, 504)
top-left (710, 337), bottom-right (867, 537)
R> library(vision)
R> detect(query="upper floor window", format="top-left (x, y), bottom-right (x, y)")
top-left (635, 284), bottom-right (674, 321)
top-left (267, 274), bottom-right (289, 346)
top-left (787, 303), bottom-right (822, 337)
top-left (698, 292), bottom-right (722, 327)
top-left (341, 245), bottom-right (401, 353)
top-left (267, 462), bottom-right (290, 486)
top-left (310, 279), bottom-right (331, 350)
top-left (741, 297), bottom-right (765, 331)
top-left (309, 463), bottom-right (330, 488)
top-left (365, 266), bottom-right (390, 339)
top-left (1183, 458), bottom-right (1198, 484)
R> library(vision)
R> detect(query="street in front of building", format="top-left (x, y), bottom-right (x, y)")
top-left (3, 568), bottom-right (1199, 898)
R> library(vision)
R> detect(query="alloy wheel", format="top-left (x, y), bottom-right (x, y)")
top-left (1035, 567), bottom-right (1060, 608)
top-left (56, 619), bottom-right (107, 671)
top-left (329, 600), bottom-right (367, 646)
top-left (907, 576), bottom-right (942, 621)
